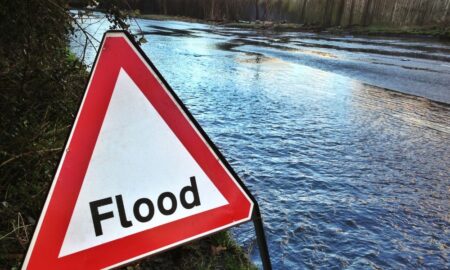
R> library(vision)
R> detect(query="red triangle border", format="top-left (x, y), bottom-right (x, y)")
top-left (23, 31), bottom-right (255, 270)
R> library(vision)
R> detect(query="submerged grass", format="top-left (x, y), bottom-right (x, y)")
top-left (222, 22), bottom-right (450, 39)
top-left (331, 25), bottom-right (450, 39)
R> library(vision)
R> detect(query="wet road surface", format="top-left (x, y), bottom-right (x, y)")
top-left (72, 15), bottom-right (450, 269)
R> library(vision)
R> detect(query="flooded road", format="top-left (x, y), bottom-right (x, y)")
top-left (72, 15), bottom-right (450, 269)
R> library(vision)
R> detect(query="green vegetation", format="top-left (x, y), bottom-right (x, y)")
top-left (131, 0), bottom-right (450, 40)
top-left (0, 1), bottom-right (87, 266)
top-left (136, 14), bottom-right (205, 23)
top-left (228, 21), bottom-right (450, 37)
top-left (0, 1), bottom-right (254, 269)
top-left (122, 0), bottom-right (450, 31)
top-left (122, 231), bottom-right (256, 270)
top-left (137, 13), bottom-right (450, 40)
top-left (340, 25), bottom-right (450, 39)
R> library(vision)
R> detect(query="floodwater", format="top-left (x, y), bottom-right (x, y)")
top-left (72, 14), bottom-right (450, 269)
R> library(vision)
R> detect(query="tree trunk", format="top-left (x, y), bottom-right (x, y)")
top-left (348, 0), bottom-right (355, 26)
top-left (362, 0), bottom-right (373, 26)
top-left (336, 0), bottom-right (345, 26)
top-left (162, 0), bottom-right (167, 15)
top-left (300, 0), bottom-right (308, 23)
top-left (263, 0), bottom-right (269, 21)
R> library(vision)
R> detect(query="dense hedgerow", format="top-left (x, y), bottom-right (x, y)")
top-left (0, 0), bottom-right (85, 265)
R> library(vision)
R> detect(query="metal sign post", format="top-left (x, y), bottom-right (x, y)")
top-left (253, 204), bottom-right (272, 270)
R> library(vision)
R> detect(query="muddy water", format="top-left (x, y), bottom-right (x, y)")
top-left (72, 15), bottom-right (450, 269)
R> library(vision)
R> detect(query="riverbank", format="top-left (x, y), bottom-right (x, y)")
top-left (133, 13), bottom-right (450, 104)
top-left (229, 22), bottom-right (450, 40)
top-left (137, 14), bottom-right (450, 40)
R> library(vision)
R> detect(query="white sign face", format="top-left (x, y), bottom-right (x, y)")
top-left (60, 69), bottom-right (228, 257)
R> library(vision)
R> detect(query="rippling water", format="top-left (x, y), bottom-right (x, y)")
top-left (72, 14), bottom-right (450, 269)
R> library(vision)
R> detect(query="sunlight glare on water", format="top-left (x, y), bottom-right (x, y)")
top-left (71, 14), bottom-right (450, 269)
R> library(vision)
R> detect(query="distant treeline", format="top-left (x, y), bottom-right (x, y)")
top-left (87, 0), bottom-right (450, 27)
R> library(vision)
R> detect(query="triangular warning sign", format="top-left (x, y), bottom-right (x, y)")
top-left (23, 31), bottom-right (254, 269)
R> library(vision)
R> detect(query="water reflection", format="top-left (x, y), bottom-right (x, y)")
top-left (71, 14), bottom-right (450, 269)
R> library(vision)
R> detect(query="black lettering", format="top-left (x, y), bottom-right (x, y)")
top-left (180, 176), bottom-right (201, 209)
top-left (133, 198), bottom-right (155, 222)
top-left (89, 197), bottom-right (114, 236)
top-left (157, 192), bottom-right (177, 215)
top-left (115, 195), bottom-right (133, 228)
